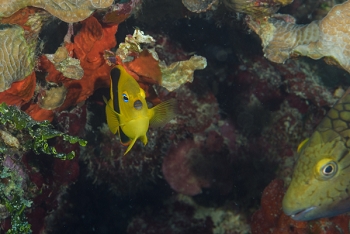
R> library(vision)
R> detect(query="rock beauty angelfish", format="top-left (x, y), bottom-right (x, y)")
top-left (104, 65), bottom-right (176, 155)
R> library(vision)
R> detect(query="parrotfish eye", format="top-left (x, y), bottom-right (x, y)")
top-left (321, 162), bottom-right (337, 176)
top-left (134, 100), bottom-right (143, 110)
top-left (315, 158), bottom-right (338, 180)
top-left (122, 93), bottom-right (129, 102)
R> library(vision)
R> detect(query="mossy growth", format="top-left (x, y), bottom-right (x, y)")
top-left (0, 166), bottom-right (32, 234)
top-left (0, 103), bottom-right (87, 159)
top-left (0, 103), bottom-right (87, 233)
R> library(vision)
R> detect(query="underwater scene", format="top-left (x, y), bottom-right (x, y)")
top-left (1, 0), bottom-right (350, 233)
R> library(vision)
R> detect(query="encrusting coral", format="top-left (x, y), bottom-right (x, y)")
top-left (112, 28), bottom-right (207, 92)
top-left (0, 0), bottom-right (113, 23)
top-left (0, 25), bottom-right (36, 92)
top-left (45, 46), bottom-right (84, 80)
top-left (9, 13), bottom-right (119, 121)
top-left (223, 0), bottom-right (293, 17)
top-left (182, 0), bottom-right (219, 13)
top-left (247, 0), bottom-right (350, 73)
top-left (160, 55), bottom-right (207, 91)
top-left (0, 7), bottom-right (47, 93)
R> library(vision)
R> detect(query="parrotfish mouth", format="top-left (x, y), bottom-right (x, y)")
top-left (289, 207), bottom-right (316, 221)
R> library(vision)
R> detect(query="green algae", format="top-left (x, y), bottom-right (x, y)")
top-left (0, 103), bottom-right (87, 233)
top-left (0, 103), bottom-right (87, 159)
top-left (1, 167), bottom-right (32, 234)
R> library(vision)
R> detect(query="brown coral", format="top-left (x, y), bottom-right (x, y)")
top-left (223, 0), bottom-right (293, 17)
top-left (0, 0), bottom-right (113, 23)
top-left (0, 24), bottom-right (36, 92)
top-left (247, 1), bottom-right (350, 73)
top-left (182, 0), bottom-right (219, 13)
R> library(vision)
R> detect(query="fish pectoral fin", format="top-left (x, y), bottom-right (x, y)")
top-left (104, 96), bottom-right (121, 135)
top-left (149, 99), bottom-right (177, 128)
top-left (124, 137), bottom-right (138, 155)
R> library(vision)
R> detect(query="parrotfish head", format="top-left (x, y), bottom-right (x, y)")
top-left (283, 133), bottom-right (350, 221)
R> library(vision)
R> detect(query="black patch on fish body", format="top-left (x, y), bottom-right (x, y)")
top-left (119, 126), bottom-right (130, 144)
top-left (111, 67), bottom-right (121, 114)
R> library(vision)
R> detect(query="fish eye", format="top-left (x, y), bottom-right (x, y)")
top-left (315, 158), bottom-right (338, 180)
top-left (320, 161), bottom-right (337, 177)
top-left (122, 93), bottom-right (129, 102)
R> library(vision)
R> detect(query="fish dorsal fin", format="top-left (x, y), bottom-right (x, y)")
top-left (297, 138), bottom-right (309, 153)
top-left (103, 96), bottom-right (120, 135)
top-left (111, 67), bottom-right (121, 113)
top-left (149, 99), bottom-right (177, 128)
top-left (124, 137), bottom-right (138, 155)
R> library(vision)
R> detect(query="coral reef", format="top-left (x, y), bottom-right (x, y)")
top-left (0, 103), bottom-right (86, 158)
top-left (2, 0), bottom-right (350, 233)
top-left (0, 103), bottom-right (86, 233)
top-left (182, 0), bottom-right (219, 13)
top-left (0, 0), bottom-right (113, 23)
top-left (81, 80), bottom-right (221, 195)
top-left (0, 25), bottom-right (36, 92)
top-left (223, 0), bottom-right (293, 16)
top-left (246, 0), bottom-right (350, 73)
top-left (0, 7), bottom-right (46, 93)
top-left (127, 195), bottom-right (250, 234)
top-left (160, 55), bottom-right (207, 91)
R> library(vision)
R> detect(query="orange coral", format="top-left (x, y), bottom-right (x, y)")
top-left (0, 7), bottom-right (41, 29)
top-left (25, 16), bottom-right (118, 121)
top-left (61, 16), bottom-right (118, 104)
top-left (0, 6), bottom-right (170, 121)
top-left (0, 72), bottom-right (36, 106)
top-left (124, 50), bottom-right (162, 84)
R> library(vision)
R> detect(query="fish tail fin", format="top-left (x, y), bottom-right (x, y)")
top-left (103, 96), bottom-right (120, 135)
top-left (124, 138), bottom-right (138, 155)
top-left (149, 99), bottom-right (177, 128)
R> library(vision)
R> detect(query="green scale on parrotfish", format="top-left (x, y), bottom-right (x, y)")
top-left (104, 65), bottom-right (177, 155)
top-left (283, 88), bottom-right (350, 221)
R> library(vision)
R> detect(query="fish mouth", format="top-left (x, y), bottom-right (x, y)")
top-left (289, 207), bottom-right (316, 221)
top-left (134, 100), bottom-right (143, 110)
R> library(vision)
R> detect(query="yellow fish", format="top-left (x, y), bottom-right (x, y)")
top-left (283, 88), bottom-right (350, 221)
top-left (104, 65), bottom-right (176, 155)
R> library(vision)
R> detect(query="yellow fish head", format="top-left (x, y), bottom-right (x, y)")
top-left (283, 133), bottom-right (350, 221)
top-left (283, 89), bottom-right (350, 220)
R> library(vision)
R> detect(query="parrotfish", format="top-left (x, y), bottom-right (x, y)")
top-left (283, 88), bottom-right (350, 221)
top-left (104, 65), bottom-right (176, 155)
